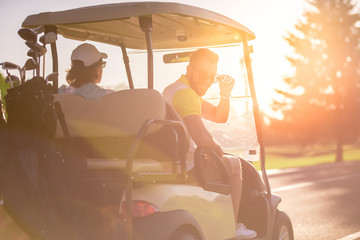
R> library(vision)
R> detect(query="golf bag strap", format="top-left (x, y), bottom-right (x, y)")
top-left (53, 101), bottom-right (71, 140)
top-left (53, 100), bottom-right (86, 168)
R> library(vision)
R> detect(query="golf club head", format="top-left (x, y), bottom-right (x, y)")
top-left (5, 75), bottom-right (20, 85)
top-left (45, 72), bottom-right (58, 83)
top-left (23, 58), bottom-right (37, 71)
top-left (27, 49), bottom-right (36, 58)
top-left (39, 32), bottom-right (57, 45)
top-left (1, 61), bottom-right (21, 70)
top-left (26, 45), bottom-right (46, 57)
top-left (33, 26), bottom-right (45, 35)
top-left (17, 26), bottom-right (44, 43)
top-left (25, 41), bottom-right (42, 51)
top-left (18, 28), bottom-right (37, 43)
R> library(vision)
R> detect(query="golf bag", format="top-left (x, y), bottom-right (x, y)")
top-left (0, 77), bottom-right (83, 239)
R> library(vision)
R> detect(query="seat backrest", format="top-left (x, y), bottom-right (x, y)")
top-left (54, 89), bottom-right (166, 139)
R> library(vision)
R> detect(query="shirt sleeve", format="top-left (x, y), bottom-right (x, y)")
top-left (172, 88), bottom-right (201, 118)
top-left (105, 89), bottom-right (115, 95)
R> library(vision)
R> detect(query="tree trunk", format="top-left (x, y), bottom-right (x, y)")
top-left (335, 133), bottom-right (343, 163)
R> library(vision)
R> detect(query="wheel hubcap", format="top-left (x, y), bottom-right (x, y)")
top-left (279, 225), bottom-right (289, 240)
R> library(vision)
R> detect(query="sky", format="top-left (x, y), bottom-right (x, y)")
top-left (0, 0), bottom-right (310, 115)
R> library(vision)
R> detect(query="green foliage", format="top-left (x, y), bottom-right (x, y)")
top-left (272, 0), bottom-right (360, 153)
top-left (0, 72), bottom-right (11, 119)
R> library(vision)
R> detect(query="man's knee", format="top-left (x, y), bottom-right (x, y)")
top-left (222, 155), bottom-right (242, 176)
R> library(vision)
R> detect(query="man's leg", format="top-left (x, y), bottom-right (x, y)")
top-left (224, 156), bottom-right (257, 239)
top-left (222, 155), bottom-right (242, 222)
top-left (201, 154), bottom-right (242, 221)
top-left (203, 155), bottom-right (256, 239)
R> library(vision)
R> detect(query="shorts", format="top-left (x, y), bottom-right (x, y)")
top-left (200, 154), bottom-right (242, 183)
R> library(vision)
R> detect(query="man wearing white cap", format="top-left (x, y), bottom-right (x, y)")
top-left (64, 43), bottom-right (114, 99)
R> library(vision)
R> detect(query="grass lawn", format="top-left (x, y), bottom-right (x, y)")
top-left (248, 144), bottom-right (360, 170)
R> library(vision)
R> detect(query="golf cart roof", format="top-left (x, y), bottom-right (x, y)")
top-left (22, 1), bottom-right (255, 50)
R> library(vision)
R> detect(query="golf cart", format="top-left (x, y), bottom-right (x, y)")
top-left (0, 2), bottom-right (293, 240)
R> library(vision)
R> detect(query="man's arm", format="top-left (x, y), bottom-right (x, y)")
top-left (201, 75), bottom-right (235, 123)
top-left (183, 114), bottom-right (224, 156)
top-left (201, 98), bottom-right (230, 123)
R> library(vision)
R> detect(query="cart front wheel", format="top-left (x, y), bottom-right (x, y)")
top-left (272, 210), bottom-right (294, 240)
top-left (169, 228), bottom-right (200, 240)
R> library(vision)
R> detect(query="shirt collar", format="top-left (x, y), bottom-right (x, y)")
top-left (178, 74), bottom-right (191, 87)
top-left (177, 74), bottom-right (203, 101)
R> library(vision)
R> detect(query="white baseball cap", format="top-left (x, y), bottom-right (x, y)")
top-left (71, 43), bottom-right (108, 67)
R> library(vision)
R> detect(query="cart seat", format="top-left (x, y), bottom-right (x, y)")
top-left (54, 89), bottom-right (186, 174)
top-left (54, 89), bottom-right (165, 139)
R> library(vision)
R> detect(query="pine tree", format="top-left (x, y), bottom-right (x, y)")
top-left (272, 0), bottom-right (360, 162)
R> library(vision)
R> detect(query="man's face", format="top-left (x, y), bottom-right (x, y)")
top-left (188, 58), bottom-right (217, 96)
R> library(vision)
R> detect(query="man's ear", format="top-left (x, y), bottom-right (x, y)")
top-left (185, 64), bottom-right (192, 80)
top-left (186, 64), bottom-right (191, 73)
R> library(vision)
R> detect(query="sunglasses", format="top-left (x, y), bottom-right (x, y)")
top-left (191, 65), bottom-right (217, 83)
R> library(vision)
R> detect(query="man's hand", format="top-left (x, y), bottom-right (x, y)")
top-left (218, 74), bottom-right (235, 97)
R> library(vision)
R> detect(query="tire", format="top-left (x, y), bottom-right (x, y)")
top-left (272, 210), bottom-right (294, 240)
top-left (169, 228), bottom-right (199, 240)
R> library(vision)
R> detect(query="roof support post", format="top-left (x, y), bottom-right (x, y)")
top-left (139, 16), bottom-right (153, 89)
top-left (120, 43), bottom-right (134, 89)
top-left (241, 34), bottom-right (271, 196)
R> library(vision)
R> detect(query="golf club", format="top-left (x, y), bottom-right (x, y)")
top-left (22, 58), bottom-right (38, 83)
top-left (39, 32), bottom-right (57, 77)
top-left (17, 26), bottom-right (44, 43)
top-left (23, 58), bottom-right (37, 71)
top-left (1, 61), bottom-right (21, 71)
top-left (25, 41), bottom-right (46, 55)
top-left (1, 62), bottom-right (23, 85)
top-left (5, 74), bottom-right (20, 88)
top-left (45, 72), bottom-right (58, 85)
top-left (39, 32), bottom-right (57, 45)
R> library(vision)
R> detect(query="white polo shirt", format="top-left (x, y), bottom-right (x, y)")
top-left (59, 83), bottom-right (114, 99)
top-left (163, 75), bottom-right (203, 170)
